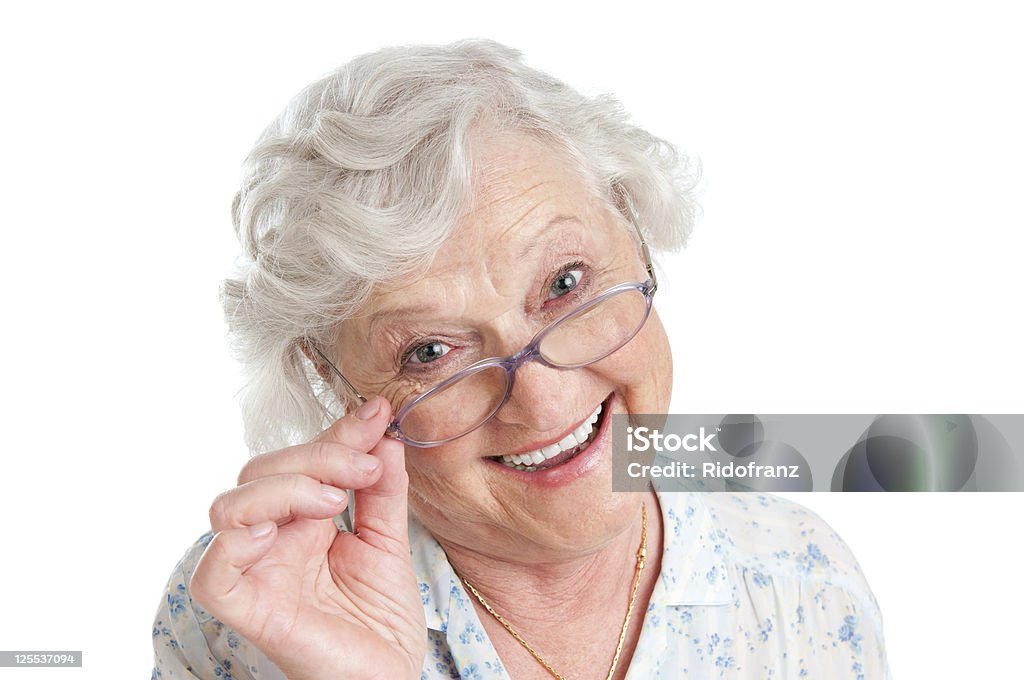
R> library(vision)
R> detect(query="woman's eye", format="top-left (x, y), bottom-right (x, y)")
top-left (408, 341), bottom-right (451, 365)
top-left (549, 269), bottom-right (584, 299)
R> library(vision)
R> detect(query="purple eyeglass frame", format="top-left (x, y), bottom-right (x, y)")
top-left (307, 219), bottom-right (658, 448)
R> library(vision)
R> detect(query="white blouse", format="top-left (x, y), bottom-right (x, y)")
top-left (153, 491), bottom-right (890, 679)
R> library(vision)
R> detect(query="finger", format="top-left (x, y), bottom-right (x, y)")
top-left (209, 474), bottom-right (350, 533)
top-left (313, 395), bottom-right (393, 452)
top-left (350, 434), bottom-right (410, 554)
top-left (189, 522), bottom-right (277, 627)
top-left (238, 440), bottom-right (384, 488)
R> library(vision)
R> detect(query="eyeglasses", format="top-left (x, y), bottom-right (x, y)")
top-left (308, 219), bottom-right (658, 448)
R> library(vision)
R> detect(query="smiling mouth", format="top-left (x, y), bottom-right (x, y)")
top-left (486, 397), bottom-right (609, 472)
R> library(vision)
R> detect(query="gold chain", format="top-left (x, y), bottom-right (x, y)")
top-left (461, 503), bottom-right (648, 680)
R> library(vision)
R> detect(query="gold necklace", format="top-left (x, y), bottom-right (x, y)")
top-left (461, 503), bottom-right (648, 680)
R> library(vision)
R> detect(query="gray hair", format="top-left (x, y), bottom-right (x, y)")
top-left (223, 39), bottom-right (699, 454)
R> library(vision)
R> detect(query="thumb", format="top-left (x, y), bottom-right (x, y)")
top-left (189, 522), bottom-right (278, 624)
top-left (350, 434), bottom-right (410, 554)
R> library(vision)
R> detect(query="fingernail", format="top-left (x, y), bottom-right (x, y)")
top-left (321, 485), bottom-right (346, 505)
top-left (355, 396), bottom-right (381, 420)
top-left (249, 521), bottom-right (274, 538)
top-left (352, 452), bottom-right (380, 473)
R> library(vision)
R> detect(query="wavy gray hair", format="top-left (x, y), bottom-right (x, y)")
top-left (223, 39), bottom-right (699, 454)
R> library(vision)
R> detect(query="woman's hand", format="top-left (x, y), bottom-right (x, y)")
top-left (189, 397), bottom-right (425, 680)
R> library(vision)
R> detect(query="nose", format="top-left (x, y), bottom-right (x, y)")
top-left (493, 358), bottom-right (576, 434)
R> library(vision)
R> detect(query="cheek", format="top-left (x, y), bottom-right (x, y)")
top-left (403, 438), bottom-right (493, 527)
top-left (404, 448), bottom-right (456, 518)
top-left (590, 309), bottom-right (672, 412)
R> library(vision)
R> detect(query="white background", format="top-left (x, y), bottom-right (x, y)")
top-left (1, 2), bottom-right (1022, 678)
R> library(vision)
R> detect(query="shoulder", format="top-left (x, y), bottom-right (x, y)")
top-left (653, 493), bottom-right (891, 676)
top-left (690, 492), bottom-right (878, 600)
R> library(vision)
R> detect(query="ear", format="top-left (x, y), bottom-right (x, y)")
top-left (297, 338), bottom-right (335, 384)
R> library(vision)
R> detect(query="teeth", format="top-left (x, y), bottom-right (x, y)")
top-left (496, 402), bottom-right (604, 470)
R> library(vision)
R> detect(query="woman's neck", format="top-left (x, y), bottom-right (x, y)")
top-left (437, 492), bottom-right (663, 680)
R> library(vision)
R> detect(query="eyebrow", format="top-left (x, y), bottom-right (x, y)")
top-left (512, 215), bottom-right (580, 261)
top-left (367, 306), bottom-right (450, 339)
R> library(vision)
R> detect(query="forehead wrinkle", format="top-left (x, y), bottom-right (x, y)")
top-left (364, 274), bottom-right (471, 337)
top-left (485, 193), bottom-right (561, 260)
top-left (461, 176), bottom-right (552, 233)
top-left (469, 182), bottom-right (580, 279)
top-left (363, 249), bottom-right (525, 342)
top-left (378, 192), bottom-right (558, 318)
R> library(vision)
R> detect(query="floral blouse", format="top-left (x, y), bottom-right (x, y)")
top-left (153, 491), bottom-right (890, 679)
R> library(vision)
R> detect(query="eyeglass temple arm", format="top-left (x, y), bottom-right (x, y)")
top-left (304, 341), bottom-right (368, 405)
top-left (622, 199), bottom-right (658, 294)
top-left (306, 342), bottom-right (401, 438)
top-left (640, 239), bottom-right (658, 294)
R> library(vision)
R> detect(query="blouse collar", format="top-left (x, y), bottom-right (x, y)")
top-left (410, 489), bottom-right (734, 634)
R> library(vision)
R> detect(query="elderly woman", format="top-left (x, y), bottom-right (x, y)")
top-left (153, 41), bottom-right (889, 679)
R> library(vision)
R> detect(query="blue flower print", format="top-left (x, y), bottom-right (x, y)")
top-left (838, 615), bottom-right (863, 654)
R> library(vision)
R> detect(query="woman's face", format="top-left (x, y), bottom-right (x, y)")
top-left (336, 132), bottom-right (672, 561)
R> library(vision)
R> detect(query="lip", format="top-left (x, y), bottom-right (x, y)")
top-left (483, 392), bottom-right (615, 487)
